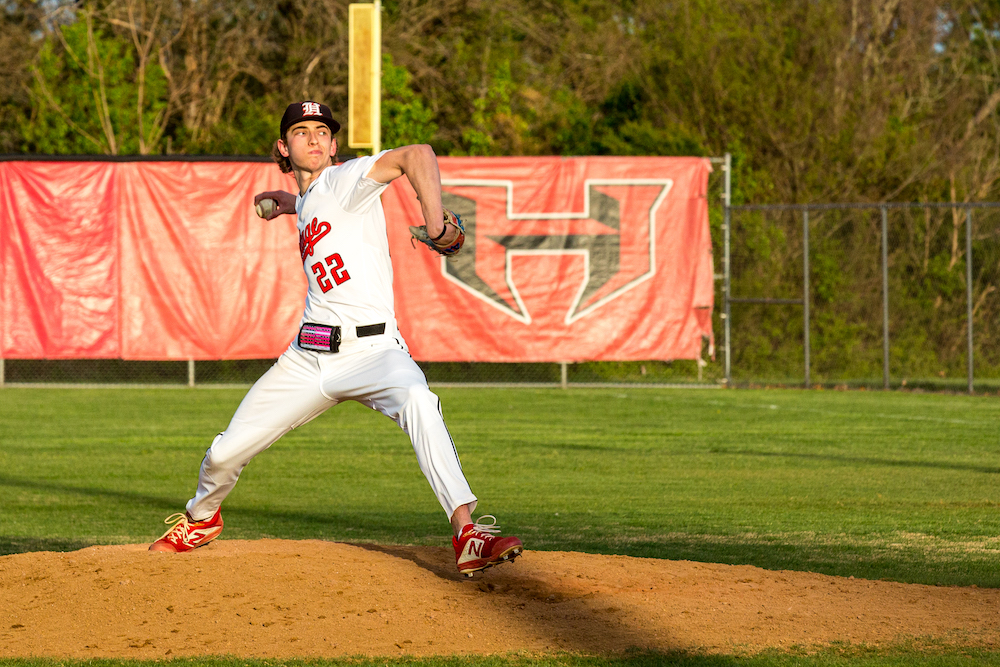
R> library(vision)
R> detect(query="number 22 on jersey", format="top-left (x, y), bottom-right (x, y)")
top-left (311, 253), bottom-right (351, 293)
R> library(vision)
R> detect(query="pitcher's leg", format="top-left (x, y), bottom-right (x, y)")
top-left (395, 382), bottom-right (479, 519)
top-left (368, 352), bottom-right (525, 576)
top-left (186, 354), bottom-right (333, 520)
top-left (323, 346), bottom-right (521, 575)
top-left (339, 349), bottom-right (478, 519)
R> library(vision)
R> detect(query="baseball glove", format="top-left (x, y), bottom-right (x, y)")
top-left (409, 209), bottom-right (466, 258)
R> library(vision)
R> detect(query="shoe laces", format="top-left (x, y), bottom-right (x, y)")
top-left (469, 514), bottom-right (502, 536)
top-left (157, 512), bottom-right (191, 541)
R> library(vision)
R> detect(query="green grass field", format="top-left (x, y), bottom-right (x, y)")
top-left (2, 386), bottom-right (1000, 666)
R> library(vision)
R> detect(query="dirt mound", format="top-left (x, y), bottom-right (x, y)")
top-left (1, 540), bottom-right (998, 658)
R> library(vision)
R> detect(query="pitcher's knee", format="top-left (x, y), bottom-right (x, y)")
top-left (202, 432), bottom-right (257, 473)
top-left (202, 444), bottom-right (241, 474)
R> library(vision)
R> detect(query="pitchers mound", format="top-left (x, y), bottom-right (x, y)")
top-left (1, 539), bottom-right (998, 658)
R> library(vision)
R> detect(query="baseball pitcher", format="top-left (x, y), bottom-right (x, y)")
top-left (149, 101), bottom-right (523, 577)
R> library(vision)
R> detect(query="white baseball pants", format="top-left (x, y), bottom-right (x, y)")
top-left (184, 337), bottom-right (478, 521)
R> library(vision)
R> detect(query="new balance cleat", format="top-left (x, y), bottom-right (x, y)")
top-left (149, 509), bottom-right (223, 552)
top-left (453, 515), bottom-right (523, 576)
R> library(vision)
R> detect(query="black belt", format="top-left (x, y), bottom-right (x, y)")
top-left (298, 322), bottom-right (386, 353)
top-left (356, 323), bottom-right (386, 337)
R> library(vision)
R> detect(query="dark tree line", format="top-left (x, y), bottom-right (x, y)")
top-left (3, 0), bottom-right (999, 204)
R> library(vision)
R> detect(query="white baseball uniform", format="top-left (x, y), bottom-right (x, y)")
top-left (184, 151), bottom-right (478, 521)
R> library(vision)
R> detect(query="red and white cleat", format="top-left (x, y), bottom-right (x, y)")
top-left (453, 515), bottom-right (523, 577)
top-left (149, 509), bottom-right (224, 552)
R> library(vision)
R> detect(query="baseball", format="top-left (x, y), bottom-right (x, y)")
top-left (255, 198), bottom-right (277, 218)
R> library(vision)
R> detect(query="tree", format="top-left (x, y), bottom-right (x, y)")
top-left (23, 6), bottom-right (169, 154)
top-left (0, 1), bottom-right (44, 153)
top-left (381, 53), bottom-right (437, 149)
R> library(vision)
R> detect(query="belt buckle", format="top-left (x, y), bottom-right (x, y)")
top-left (298, 323), bottom-right (341, 353)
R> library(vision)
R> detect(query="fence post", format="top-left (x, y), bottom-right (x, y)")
top-left (188, 359), bottom-right (196, 388)
top-left (0, 358), bottom-right (4, 387)
top-left (723, 153), bottom-right (732, 385)
top-left (966, 207), bottom-right (974, 395)
top-left (881, 206), bottom-right (890, 390)
top-left (560, 362), bottom-right (568, 390)
top-left (803, 209), bottom-right (810, 389)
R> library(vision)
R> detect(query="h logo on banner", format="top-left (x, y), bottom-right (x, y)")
top-left (439, 180), bottom-right (673, 325)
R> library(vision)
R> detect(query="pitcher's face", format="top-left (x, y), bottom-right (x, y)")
top-left (278, 121), bottom-right (337, 173)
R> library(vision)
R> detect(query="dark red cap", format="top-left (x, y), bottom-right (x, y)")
top-left (280, 101), bottom-right (341, 137)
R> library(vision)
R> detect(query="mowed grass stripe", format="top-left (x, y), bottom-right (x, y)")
top-left (1, 387), bottom-right (998, 586)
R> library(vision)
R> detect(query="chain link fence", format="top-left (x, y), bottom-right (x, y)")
top-left (722, 203), bottom-right (1000, 392)
top-left (0, 354), bottom-right (717, 389)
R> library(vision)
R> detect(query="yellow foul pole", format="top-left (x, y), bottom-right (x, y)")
top-left (348, 1), bottom-right (381, 153)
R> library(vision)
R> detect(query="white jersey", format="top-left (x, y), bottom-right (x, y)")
top-left (294, 150), bottom-right (395, 338)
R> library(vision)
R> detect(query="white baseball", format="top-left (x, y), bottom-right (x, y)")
top-left (255, 198), bottom-right (277, 218)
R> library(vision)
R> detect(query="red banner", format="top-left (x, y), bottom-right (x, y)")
top-left (392, 157), bottom-right (714, 361)
top-left (115, 162), bottom-right (304, 359)
top-left (0, 162), bottom-right (120, 358)
top-left (0, 157), bottom-right (713, 362)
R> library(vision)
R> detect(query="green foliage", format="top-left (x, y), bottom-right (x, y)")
top-left (7, 0), bottom-right (1000, 176)
top-left (540, 81), bottom-right (707, 157)
top-left (23, 16), bottom-right (168, 155)
top-left (381, 53), bottom-right (437, 149)
top-left (173, 96), bottom-right (280, 156)
top-left (453, 58), bottom-right (526, 156)
top-left (0, 1), bottom-right (41, 152)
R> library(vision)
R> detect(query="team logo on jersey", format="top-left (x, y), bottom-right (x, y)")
top-left (439, 180), bottom-right (672, 325)
top-left (299, 217), bottom-right (331, 261)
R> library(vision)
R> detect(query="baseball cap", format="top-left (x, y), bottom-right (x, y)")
top-left (280, 101), bottom-right (341, 137)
